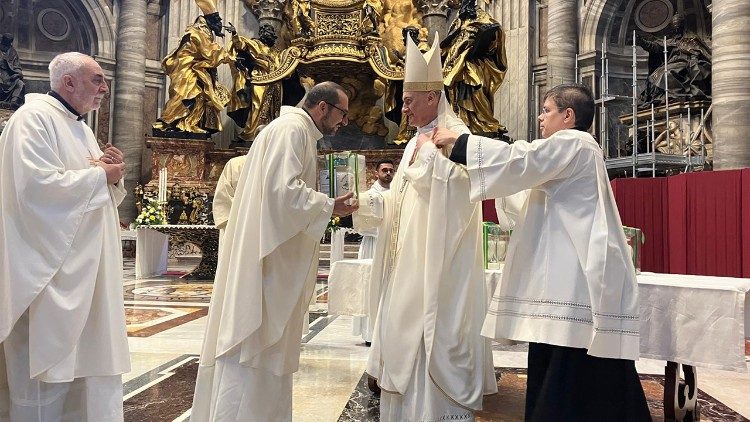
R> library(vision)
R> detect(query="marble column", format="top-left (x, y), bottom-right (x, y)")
top-left (112, 0), bottom-right (147, 222)
top-left (712, 0), bottom-right (750, 170)
top-left (417, 0), bottom-right (451, 45)
top-left (546, 0), bottom-right (577, 88)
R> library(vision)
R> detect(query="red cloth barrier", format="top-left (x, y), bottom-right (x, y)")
top-left (612, 170), bottom-right (748, 277)
top-left (611, 177), bottom-right (670, 273)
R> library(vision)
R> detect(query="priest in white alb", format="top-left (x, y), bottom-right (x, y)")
top-left (356, 159), bottom-right (394, 260)
top-left (190, 82), bottom-right (358, 421)
top-left (355, 36), bottom-right (496, 421)
top-left (212, 154), bottom-right (247, 240)
top-left (352, 159), bottom-right (394, 345)
top-left (432, 84), bottom-right (650, 421)
top-left (0, 52), bottom-right (129, 421)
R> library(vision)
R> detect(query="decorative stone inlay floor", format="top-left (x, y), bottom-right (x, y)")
top-left (120, 258), bottom-right (750, 421)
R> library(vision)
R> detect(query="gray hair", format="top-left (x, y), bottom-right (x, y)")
top-left (48, 52), bottom-right (93, 91)
top-left (303, 81), bottom-right (346, 109)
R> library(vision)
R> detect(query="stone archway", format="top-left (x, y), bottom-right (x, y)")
top-left (77, 0), bottom-right (117, 59)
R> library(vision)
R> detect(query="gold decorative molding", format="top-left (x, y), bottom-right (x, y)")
top-left (311, 0), bottom-right (364, 9)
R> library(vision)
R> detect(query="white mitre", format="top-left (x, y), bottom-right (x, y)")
top-left (403, 33), bottom-right (460, 132)
top-left (403, 35), bottom-right (443, 92)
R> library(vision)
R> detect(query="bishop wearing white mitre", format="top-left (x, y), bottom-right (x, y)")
top-left (354, 36), bottom-right (497, 421)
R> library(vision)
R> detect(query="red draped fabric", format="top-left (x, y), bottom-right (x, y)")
top-left (611, 177), bottom-right (669, 273)
top-left (482, 200), bottom-right (498, 223)
top-left (743, 169), bottom-right (750, 277)
top-left (612, 170), bottom-right (749, 277)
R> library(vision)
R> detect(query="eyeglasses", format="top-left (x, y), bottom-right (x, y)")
top-left (540, 106), bottom-right (564, 116)
top-left (325, 101), bottom-right (348, 118)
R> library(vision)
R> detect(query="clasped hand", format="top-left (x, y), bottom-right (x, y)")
top-left (97, 143), bottom-right (125, 185)
top-left (333, 192), bottom-right (359, 217)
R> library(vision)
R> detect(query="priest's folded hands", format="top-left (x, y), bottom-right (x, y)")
top-left (333, 191), bottom-right (359, 217)
top-left (99, 142), bottom-right (124, 164)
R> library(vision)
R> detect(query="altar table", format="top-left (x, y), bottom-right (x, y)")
top-left (135, 225), bottom-right (219, 280)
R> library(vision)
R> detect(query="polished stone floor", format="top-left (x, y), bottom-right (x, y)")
top-left (123, 257), bottom-right (750, 421)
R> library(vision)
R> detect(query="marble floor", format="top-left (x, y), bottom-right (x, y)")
top-left (123, 257), bottom-right (750, 421)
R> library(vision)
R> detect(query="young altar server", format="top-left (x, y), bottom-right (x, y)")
top-left (432, 83), bottom-right (651, 421)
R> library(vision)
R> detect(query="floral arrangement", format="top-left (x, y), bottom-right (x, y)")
top-left (135, 198), bottom-right (167, 227)
top-left (326, 216), bottom-right (341, 233)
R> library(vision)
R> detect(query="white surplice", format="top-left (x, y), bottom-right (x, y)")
top-left (212, 155), bottom-right (248, 230)
top-left (191, 106), bottom-right (334, 422)
top-left (465, 129), bottom-right (640, 360)
top-left (356, 116), bottom-right (497, 421)
top-left (353, 180), bottom-right (388, 342)
top-left (0, 93), bottom-right (130, 421)
top-left (356, 180), bottom-right (388, 260)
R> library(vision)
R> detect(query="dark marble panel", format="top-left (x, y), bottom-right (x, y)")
top-left (145, 13), bottom-right (162, 61)
top-left (123, 355), bottom-right (199, 422)
top-left (337, 373), bottom-right (380, 422)
top-left (302, 315), bottom-right (337, 344)
top-left (143, 86), bottom-right (160, 138)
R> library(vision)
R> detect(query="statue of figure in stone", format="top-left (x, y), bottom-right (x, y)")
top-left (153, 9), bottom-right (231, 136)
top-left (441, 0), bottom-right (507, 136)
top-left (636, 14), bottom-right (711, 106)
top-left (0, 33), bottom-right (26, 109)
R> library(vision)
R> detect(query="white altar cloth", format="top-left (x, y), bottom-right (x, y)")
top-left (328, 260), bottom-right (750, 372)
top-left (135, 227), bottom-right (169, 279)
top-left (328, 259), bottom-right (373, 317)
top-left (636, 272), bottom-right (750, 372)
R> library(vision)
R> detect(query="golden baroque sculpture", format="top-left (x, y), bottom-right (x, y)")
top-left (285, 0), bottom-right (316, 38)
top-left (226, 24), bottom-right (286, 141)
top-left (153, 9), bottom-right (232, 136)
top-left (441, 0), bottom-right (507, 135)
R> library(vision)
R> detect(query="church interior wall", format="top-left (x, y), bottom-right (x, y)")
top-left (487, 0), bottom-right (532, 142)
top-left (578, 0), bottom-right (711, 158)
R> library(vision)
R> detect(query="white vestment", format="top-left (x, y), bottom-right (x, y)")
top-left (0, 93), bottom-right (130, 421)
top-left (191, 106), bottom-right (334, 421)
top-left (213, 155), bottom-right (247, 254)
top-left (465, 129), bottom-right (640, 360)
top-left (353, 180), bottom-right (388, 342)
top-left (356, 180), bottom-right (388, 260)
top-left (213, 155), bottom-right (248, 231)
top-left (356, 116), bottom-right (497, 421)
